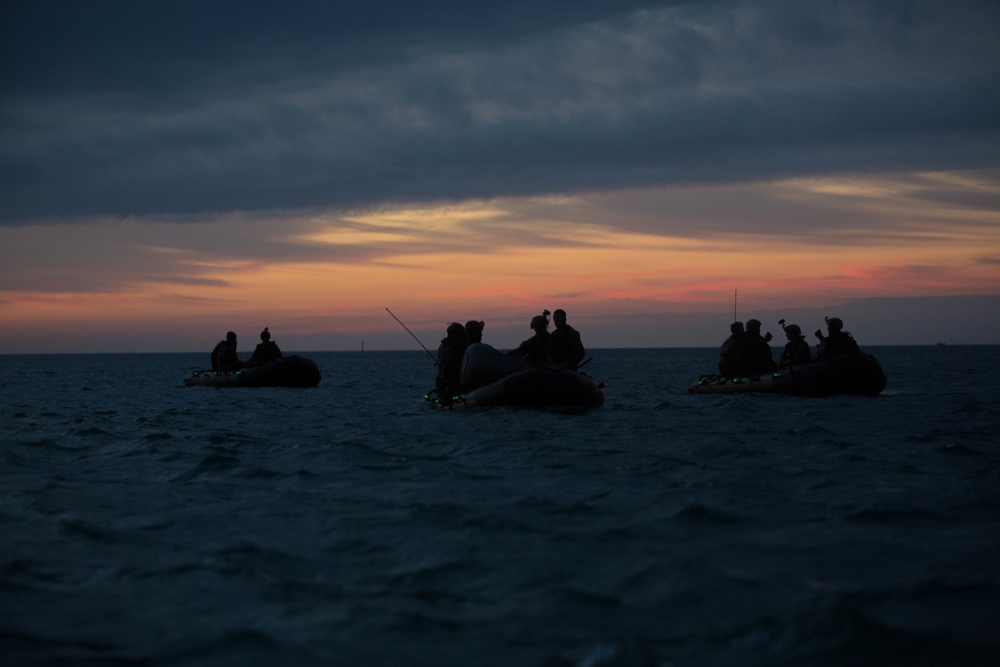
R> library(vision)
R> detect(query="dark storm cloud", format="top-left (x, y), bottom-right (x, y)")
top-left (2, 0), bottom-right (998, 223)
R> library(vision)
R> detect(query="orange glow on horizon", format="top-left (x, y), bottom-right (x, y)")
top-left (2, 171), bottom-right (998, 351)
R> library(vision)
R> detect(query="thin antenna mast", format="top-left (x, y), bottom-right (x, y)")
top-left (385, 308), bottom-right (438, 366)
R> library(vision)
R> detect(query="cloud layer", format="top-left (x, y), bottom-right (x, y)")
top-left (3, 0), bottom-right (998, 222)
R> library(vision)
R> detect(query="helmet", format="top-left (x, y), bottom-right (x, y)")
top-left (786, 324), bottom-right (802, 337)
top-left (446, 322), bottom-right (464, 336)
top-left (826, 317), bottom-right (844, 331)
top-left (746, 319), bottom-right (761, 331)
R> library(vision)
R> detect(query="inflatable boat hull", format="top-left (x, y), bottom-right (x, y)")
top-left (689, 353), bottom-right (886, 397)
top-left (184, 355), bottom-right (321, 388)
top-left (462, 365), bottom-right (605, 409)
top-left (431, 343), bottom-right (604, 408)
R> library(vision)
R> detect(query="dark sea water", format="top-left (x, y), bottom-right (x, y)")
top-left (2, 346), bottom-right (999, 667)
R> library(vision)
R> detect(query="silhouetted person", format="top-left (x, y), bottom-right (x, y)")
top-left (458, 319), bottom-right (485, 374)
top-left (738, 319), bottom-right (774, 376)
top-left (550, 309), bottom-right (586, 371)
top-left (509, 311), bottom-right (551, 365)
top-left (718, 321), bottom-right (744, 377)
top-left (211, 331), bottom-right (244, 371)
top-left (248, 327), bottom-right (282, 367)
top-left (435, 322), bottom-right (465, 401)
top-left (815, 316), bottom-right (861, 358)
top-left (464, 320), bottom-right (485, 346)
top-left (777, 322), bottom-right (811, 367)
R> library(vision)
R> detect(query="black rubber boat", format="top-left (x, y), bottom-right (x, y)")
top-left (184, 355), bottom-right (321, 388)
top-left (428, 343), bottom-right (605, 408)
top-left (688, 353), bottom-right (887, 397)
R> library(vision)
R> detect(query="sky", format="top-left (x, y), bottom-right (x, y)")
top-left (2, 0), bottom-right (999, 354)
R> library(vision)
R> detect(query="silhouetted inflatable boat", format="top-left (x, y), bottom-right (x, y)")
top-left (429, 343), bottom-right (605, 409)
top-left (688, 353), bottom-right (887, 397)
top-left (184, 355), bottom-right (321, 388)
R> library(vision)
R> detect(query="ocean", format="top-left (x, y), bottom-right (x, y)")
top-left (2, 346), bottom-right (999, 666)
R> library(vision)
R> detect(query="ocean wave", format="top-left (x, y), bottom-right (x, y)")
top-left (673, 502), bottom-right (749, 524)
top-left (170, 454), bottom-right (242, 482)
top-left (3, 348), bottom-right (1000, 666)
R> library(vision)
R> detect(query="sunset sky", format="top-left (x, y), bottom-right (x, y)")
top-left (2, 1), bottom-right (999, 353)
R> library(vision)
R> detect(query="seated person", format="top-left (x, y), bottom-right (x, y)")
top-left (509, 312), bottom-right (551, 365)
top-left (464, 320), bottom-right (485, 346)
top-left (816, 317), bottom-right (861, 358)
top-left (777, 323), bottom-right (811, 367)
top-left (435, 322), bottom-right (465, 400)
top-left (718, 321), bottom-right (744, 376)
top-left (550, 309), bottom-right (585, 370)
top-left (736, 319), bottom-right (774, 376)
top-left (248, 327), bottom-right (283, 366)
top-left (211, 331), bottom-right (244, 371)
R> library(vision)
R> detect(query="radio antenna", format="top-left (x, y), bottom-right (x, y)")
top-left (385, 308), bottom-right (438, 366)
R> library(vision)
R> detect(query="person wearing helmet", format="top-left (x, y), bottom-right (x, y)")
top-left (718, 321), bottom-right (744, 377)
top-left (550, 309), bottom-right (585, 371)
top-left (509, 311), bottom-right (551, 365)
top-left (248, 327), bottom-right (283, 367)
top-left (211, 331), bottom-right (245, 371)
top-left (777, 322), bottom-right (811, 368)
top-left (815, 316), bottom-right (861, 358)
top-left (435, 322), bottom-right (466, 401)
top-left (464, 320), bottom-right (485, 346)
top-left (737, 319), bottom-right (774, 376)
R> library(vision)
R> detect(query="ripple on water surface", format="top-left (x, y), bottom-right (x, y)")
top-left (1, 347), bottom-right (999, 665)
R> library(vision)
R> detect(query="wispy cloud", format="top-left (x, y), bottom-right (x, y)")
top-left (2, 171), bottom-right (997, 297)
